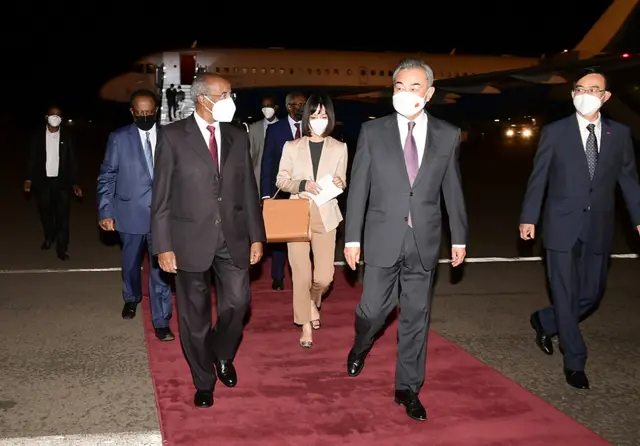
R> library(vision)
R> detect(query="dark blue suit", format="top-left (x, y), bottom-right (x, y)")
top-left (97, 123), bottom-right (172, 328)
top-left (259, 118), bottom-right (298, 281)
top-left (520, 114), bottom-right (640, 371)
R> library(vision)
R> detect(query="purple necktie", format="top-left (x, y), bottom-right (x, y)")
top-left (206, 125), bottom-right (219, 172)
top-left (404, 121), bottom-right (419, 227)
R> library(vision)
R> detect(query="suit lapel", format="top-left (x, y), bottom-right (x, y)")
top-left (128, 124), bottom-right (151, 180)
top-left (413, 113), bottom-right (441, 189)
top-left (382, 115), bottom-right (410, 185)
top-left (593, 118), bottom-right (612, 184)
top-left (316, 137), bottom-right (334, 181)
top-left (185, 115), bottom-right (216, 172)
top-left (220, 123), bottom-right (233, 172)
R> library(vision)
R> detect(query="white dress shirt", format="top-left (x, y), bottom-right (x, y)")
top-left (193, 112), bottom-right (222, 164)
top-left (137, 123), bottom-right (157, 159)
top-left (45, 127), bottom-right (60, 177)
top-left (576, 113), bottom-right (601, 152)
top-left (264, 116), bottom-right (278, 137)
top-left (288, 115), bottom-right (301, 138)
top-left (345, 111), bottom-right (465, 249)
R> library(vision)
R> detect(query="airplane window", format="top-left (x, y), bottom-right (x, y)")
top-left (360, 69), bottom-right (366, 76)
top-left (370, 70), bottom-right (375, 76)
top-left (242, 68), bottom-right (247, 74)
top-left (289, 68), bottom-right (294, 74)
top-left (379, 70), bottom-right (384, 76)
top-left (334, 69), bottom-right (339, 75)
top-left (270, 68), bottom-right (275, 74)
top-left (280, 68), bottom-right (284, 74)
top-left (261, 68), bottom-right (266, 74)
top-left (307, 68), bottom-right (312, 75)
top-left (224, 67), bottom-right (229, 73)
top-left (316, 69), bottom-right (321, 75)
top-left (215, 67), bottom-right (220, 73)
top-left (252, 68), bottom-right (256, 74)
top-left (347, 69), bottom-right (352, 75)
top-left (146, 64), bottom-right (155, 73)
top-left (388, 71), bottom-right (393, 76)
top-left (234, 67), bottom-right (239, 73)
top-left (325, 69), bottom-right (330, 75)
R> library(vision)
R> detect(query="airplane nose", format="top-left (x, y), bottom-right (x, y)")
top-left (100, 73), bottom-right (156, 103)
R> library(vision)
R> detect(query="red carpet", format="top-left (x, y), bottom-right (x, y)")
top-left (141, 261), bottom-right (609, 445)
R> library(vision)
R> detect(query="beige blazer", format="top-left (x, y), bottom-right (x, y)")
top-left (276, 136), bottom-right (348, 232)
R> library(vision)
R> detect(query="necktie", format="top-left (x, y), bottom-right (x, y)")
top-left (144, 131), bottom-right (154, 179)
top-left (585, 123), bottom-right (598, 179)
top-left (294, 123), bottom-right (301, 139)
top-left (404, 121), bottom-right (419, 227)
top-left (206, 125), bottom-right (219, 171)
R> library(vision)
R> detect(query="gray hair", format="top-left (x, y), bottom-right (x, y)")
top-left (392, 58), bottom-right (434, 87)
top-left (190, 73), bottom-right (211, 102)
top-left (285, 91), bottom-right (305, 106)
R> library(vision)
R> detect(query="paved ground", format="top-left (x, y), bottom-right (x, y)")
top-left (1, 121), bottom-right (639, 445)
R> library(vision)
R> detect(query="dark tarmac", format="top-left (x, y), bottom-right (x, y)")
top-left (1, 119), bottom-right (639, 445)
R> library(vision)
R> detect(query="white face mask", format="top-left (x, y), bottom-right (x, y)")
top-left (309, 118), bottom-right (328, 136)
top-left (47, 115), bottom-right (62, 127)
top-left (205, 96), bottom-right (236, 122)
top-left (392, 91), bottom-right (426, 118)
top-left (573, 93), bottom-right (603, 116)
top-left (262, 107), bottom-right (275, 119)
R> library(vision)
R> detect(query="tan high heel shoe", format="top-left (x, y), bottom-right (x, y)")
top-left (299, 323), bottom-right (313, 348)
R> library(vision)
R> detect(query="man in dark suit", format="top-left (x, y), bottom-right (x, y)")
top-left (520, 67), bottom-right (640, 389)
top-left (344, 58), bottom-right (468, 421)
top-left (97, 90), bottom-right (173, 341)
top-left (24, 105), bottom-right (82, 260)
top-left (259, 91), bottom-right (306, 290)
top-left (152, 73), bottom-right (265, 408)
top-left (249, 96), bottom-right (279, 192)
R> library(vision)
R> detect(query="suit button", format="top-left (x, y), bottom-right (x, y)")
top-left (404, 217), bottom-right (408, 221)
top-left (148, 205), bottom-right (151, 208)
top-left (218, 197), bottom-right (222, 201)
top-left (409, 192), bottom-right (413, 196)
top-left (590, 188), bottom-right (594, 192)
top-left (215, 219), bottom-right (221, 225)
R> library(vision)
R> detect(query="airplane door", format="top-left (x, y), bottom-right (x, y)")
top-left (358, 66), bottom-right (367, 85)
top-left (180, 53), bottom-right (196, 85)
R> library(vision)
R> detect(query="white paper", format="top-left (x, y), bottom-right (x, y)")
top-left (310, 174), bottom-right (343, 206)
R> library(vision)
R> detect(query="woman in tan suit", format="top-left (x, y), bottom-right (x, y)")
top-left (276, 94), bottom-right (348, 348)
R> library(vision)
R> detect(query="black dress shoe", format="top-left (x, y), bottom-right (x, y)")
top-left (194, 389), bottom-right (214, 408)
top-left (347, 349), bottom-right (368, 377)
top-left (41, 240), bottom-right (52, 250)
top-left (215, 360), bottom-right (237, 387)
top-left (394, 389), bottom-right (427, 421)
top-left (56, 251), bottom-right (69, 261)
top-left (272, 278), bottom-right (284, 290)
top-left (564, 369), bottom-right (590, 389)
top-left (154, 327), bottom-right (175, 341)
top-left (121, 302), bottom-right (137, 319)
top-left (530, 312), bottom-right (553, 355)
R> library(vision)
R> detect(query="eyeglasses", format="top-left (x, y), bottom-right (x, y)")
top-left (574, 87), bottom-right (605, 94)
top-left (210, 92), bottom-right (236, 101)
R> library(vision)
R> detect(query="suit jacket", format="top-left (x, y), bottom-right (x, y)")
top-left (96, 123), bottom-right (156, 234)
top-left (276, 136), bottom-right (348, 232)
top-left (151, 114), bottom-right (266, 272)
top-left (260, 119), bottom-right (296, 199)
top-left (26, 127), bottom-right (78, 188)
top-left (248, 118), bottom-right (267, 190)
top-left (520, 114), bottom-right (640, 253)
top-left (345, 112), bottom-right (468, 270)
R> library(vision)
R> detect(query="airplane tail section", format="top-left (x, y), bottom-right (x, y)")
top-left (572, 0), bottom-right (638, 56)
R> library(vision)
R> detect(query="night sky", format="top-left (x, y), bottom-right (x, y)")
top-left (1, 1), bottom-right (633, 118)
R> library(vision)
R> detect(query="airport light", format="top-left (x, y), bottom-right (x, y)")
top-left (506, 129), bottom-right (514, 137)
top-left (622, 53), bottom-right (630, 58)
top-left (522, 128), bottom-right (532, 137)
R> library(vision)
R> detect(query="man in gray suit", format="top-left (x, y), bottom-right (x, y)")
top-left (343, 58), bottom-right (468, 421)
top-left (248, 96), bottom-right (279, 189)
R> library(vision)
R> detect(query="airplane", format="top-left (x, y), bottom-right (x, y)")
top-left (99, 0), bottom-right (639, 123)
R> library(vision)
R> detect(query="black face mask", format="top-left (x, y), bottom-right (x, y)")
top-left (291, 107), bottom-right (303, 121)
top-left (134, 114), bottom-right (156, 131)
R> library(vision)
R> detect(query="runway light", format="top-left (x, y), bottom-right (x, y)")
top-left (506, 129), bottom-right (514, 137)
top-left (494, 119), bottom-right (500, 122)
top-left (622, 53), bottom-right (630, 58)
top-left (522, 128), bottom-right (532, 137)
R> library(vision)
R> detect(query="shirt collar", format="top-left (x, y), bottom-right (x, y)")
top-left (576, 112), bottom-right (601, 131)
top-left (288, 115), bottom-right (300, 126)
top-left (396, 110), bottom-right (428, 127)
top-left (194, 111), bottom-right (216, 130)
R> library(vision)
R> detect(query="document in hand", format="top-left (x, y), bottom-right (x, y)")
top-left (310, 174), bottom-right (343, 206)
